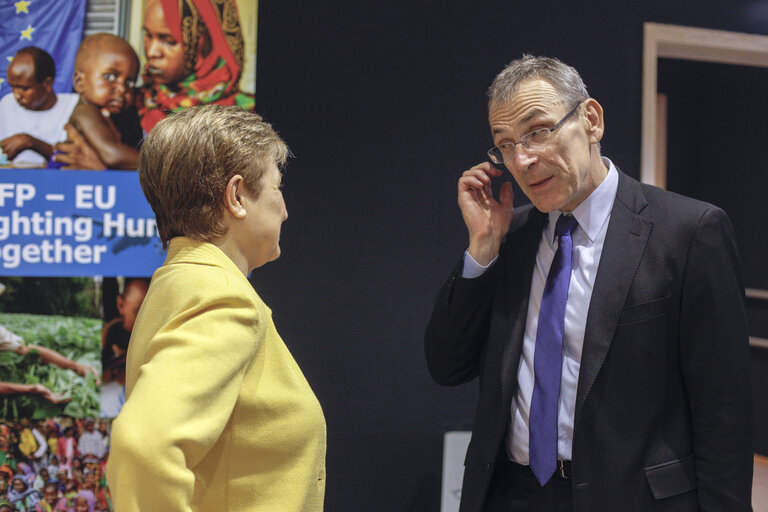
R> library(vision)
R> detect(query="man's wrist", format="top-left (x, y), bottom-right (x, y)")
top-left (467, 240), bottom-right (501, 267)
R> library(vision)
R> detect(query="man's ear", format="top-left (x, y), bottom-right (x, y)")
top-left (72, 70), bottom-right (84, 94)
top-left (223, 174), bottom-right (247, 219)
top-left (42, 76), bottom-right (54, 93)
top-left (583, 98), bottom-right (605, 145)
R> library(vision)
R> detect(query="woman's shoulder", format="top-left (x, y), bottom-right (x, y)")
top-left (142, 276), bottom-right (258, 336)
top-left (155, 258), bottom-right (259, 304)
top-left (155, 239), bottom-right (250, 287)
top-left (145, 249), bottom-right (267, 323)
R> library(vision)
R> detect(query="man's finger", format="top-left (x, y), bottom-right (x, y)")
top-left (476, 161), bottom-right (504, 176)
top-left (499, 181), bottom-right (514, 208)
top-left (459, 175), bottom-right (489, 192)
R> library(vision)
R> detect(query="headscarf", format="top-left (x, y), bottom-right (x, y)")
top-left (15, 463), bottom-right (34, 479)
top-left (139, 0), bottom-right (255, 132)
top-left (8, 475), bottom-right (42, 508)
top-left (67, 491), bottom-right (95, 512)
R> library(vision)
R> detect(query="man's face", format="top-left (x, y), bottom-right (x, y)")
top-left (488, 79), bottom-right (603, 213)
top-left (7, 54), bottom-right (55, 111)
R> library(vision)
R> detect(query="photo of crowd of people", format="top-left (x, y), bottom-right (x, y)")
top-left (0, 275), bottom-right (149, 511)
top-left (0, 417), bottom-right (111, 512)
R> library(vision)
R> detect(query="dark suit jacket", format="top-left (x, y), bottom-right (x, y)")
top-left (425, 169), bottom-right (753, 511)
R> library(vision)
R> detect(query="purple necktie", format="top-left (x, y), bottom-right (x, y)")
top-left (529, 213), bottom-right (578, 486)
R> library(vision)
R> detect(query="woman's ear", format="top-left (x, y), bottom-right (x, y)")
top-left (583, 98), bottom-right (605, 145)
top-left (223, 174), bottom-right (247, 219)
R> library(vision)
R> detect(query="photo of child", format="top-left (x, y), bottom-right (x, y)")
top-left (67, 34), bottom-right (140, 171)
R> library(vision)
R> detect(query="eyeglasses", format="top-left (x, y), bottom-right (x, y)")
top-left (487, 102), bottom-right (582, 165)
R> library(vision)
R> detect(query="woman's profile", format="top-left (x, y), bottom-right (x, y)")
top-left (106, 105), bottom-right (326, 511)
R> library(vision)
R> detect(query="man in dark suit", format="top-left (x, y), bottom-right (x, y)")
top-left (425, 55), bottom-right (753, 511)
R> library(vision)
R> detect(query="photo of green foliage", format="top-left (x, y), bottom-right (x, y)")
top-left (0, 312), bottom-right (101, 419)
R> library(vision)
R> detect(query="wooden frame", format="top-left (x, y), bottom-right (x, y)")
top-left (642, 23), bottom-right (768, 347)
top-left (641, 22), bottom-right (768, 186)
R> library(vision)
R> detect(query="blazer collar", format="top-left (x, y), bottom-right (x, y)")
top-left (575, 167), bottom-right (652, 421)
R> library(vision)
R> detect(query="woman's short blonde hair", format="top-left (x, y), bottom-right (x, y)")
top-left (138, 105), bottom-right (289, 248)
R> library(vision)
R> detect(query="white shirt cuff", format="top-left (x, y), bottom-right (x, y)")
top-left (462, 251), bottom-right (498, 278)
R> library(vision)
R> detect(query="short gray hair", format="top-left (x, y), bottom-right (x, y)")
top-left (487, 54), bottom-right (589, 109)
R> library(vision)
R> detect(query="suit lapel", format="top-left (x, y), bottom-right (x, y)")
top-left (575, 170), bottom-right (652, 421)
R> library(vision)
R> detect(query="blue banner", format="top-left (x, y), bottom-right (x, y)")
top-left (0, 169), bottom-right (165, 276)
top-left (0, 0), bottom-right (86, 96)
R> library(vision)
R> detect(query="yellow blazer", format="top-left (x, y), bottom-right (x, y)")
top-left (107, 237), bottom-right (326, 512)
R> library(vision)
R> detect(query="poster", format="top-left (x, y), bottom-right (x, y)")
top-left (0, 2), bottom-right (258, 508)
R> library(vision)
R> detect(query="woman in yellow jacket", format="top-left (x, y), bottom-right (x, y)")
top-left (106, 105), bottom-right (326, 512)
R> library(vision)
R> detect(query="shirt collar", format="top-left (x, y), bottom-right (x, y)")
top-left (546, 156), bottom-right (619, 243)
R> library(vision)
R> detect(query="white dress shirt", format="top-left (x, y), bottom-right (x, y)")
top-left (463, 157), bottom-right (619, 464)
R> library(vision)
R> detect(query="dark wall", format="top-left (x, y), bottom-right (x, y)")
top-left (659, 59), bottom-right (768, 290)
top-left (658, 59), bottom-right (768, 454)
top-left (252, 2), bottom-right (768, 509)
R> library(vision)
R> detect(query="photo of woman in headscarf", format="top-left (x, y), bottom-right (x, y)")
top-left (7, 474), bottom-right (42, 511)
top-left (139, 0), bottom-right (255, 132)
